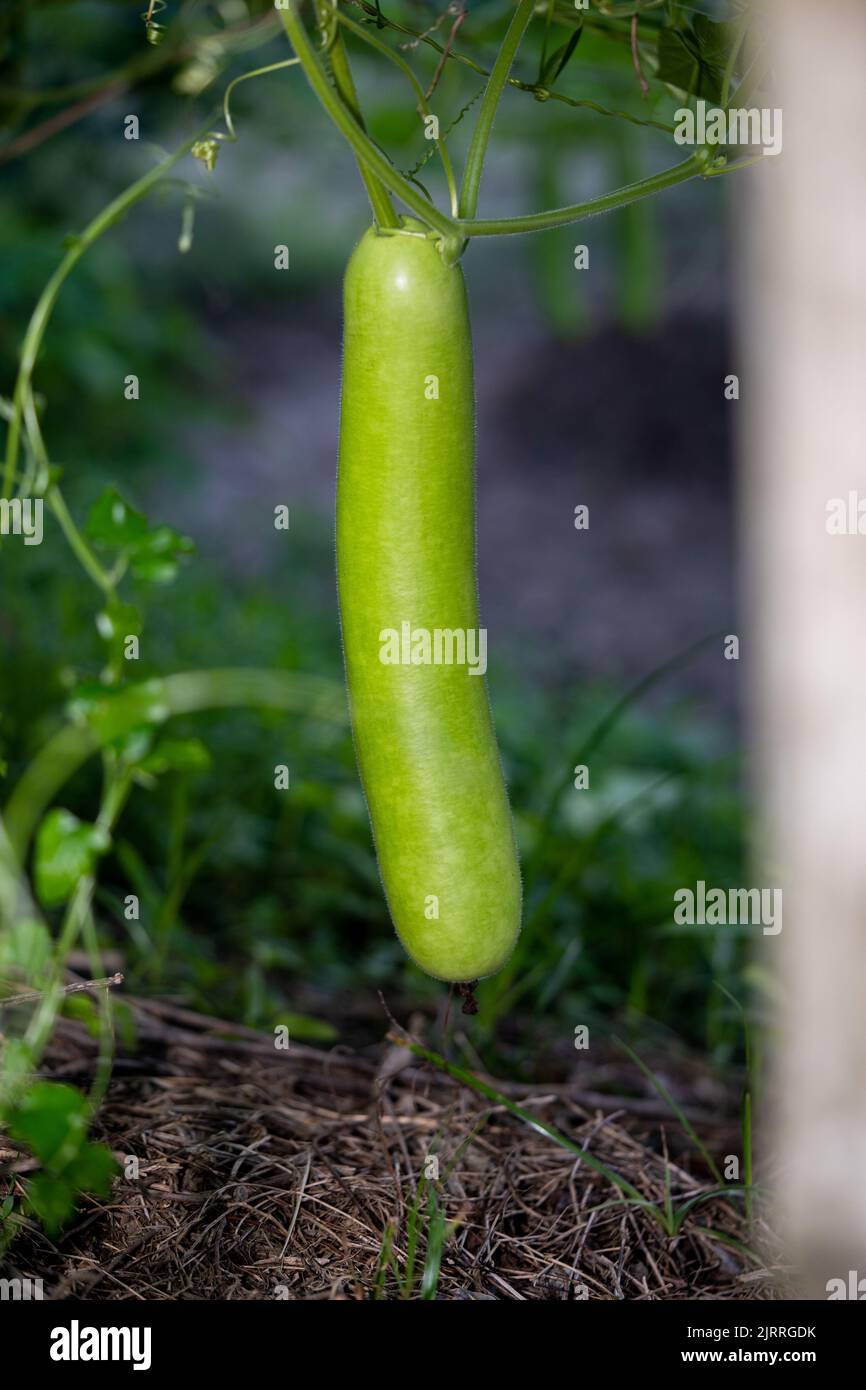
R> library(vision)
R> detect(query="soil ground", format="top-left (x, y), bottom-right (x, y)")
top-left (3, 994), bottom-right (779, 1301)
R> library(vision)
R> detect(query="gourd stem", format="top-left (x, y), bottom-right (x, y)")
top-left (335, 9), bottom-right (460, 220)
top-left (458, 0), bottom-right (536, 221)
top-left (278, 2), bottom-right (457, 240)
top-left (313, 0), bottom-right (398, 229)
top-left (458, 152), bottom-right (709, 236)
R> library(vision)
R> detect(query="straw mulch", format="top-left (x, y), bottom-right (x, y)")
top-left (2, 994), bottom-right (780, 1300)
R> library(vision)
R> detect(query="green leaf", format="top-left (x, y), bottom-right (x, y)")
top-left (95, 599), bottom-right (142, 642)
top-left (138, 736), bottom-right (212, 776)
top-left (656, 18), bottom-right (738, 103)
top-left (9, 1082), bottom-right (88, 1167)
top-left (62, 993), bottom-right (100, 1036)
top-left (130, 524), bottom-right (195, 584)
top-left (9, 1085), bottom-right (117, 1233)
top-left (113, 726), bottom-right (156, 766)
top-left (540, 27), bottom-right (583, 91)
top-left (85, 486), bottom-right (149, 549)
top-left (34, 808), bottom-right (110, 908)
top-left (85, 487), bottom-right (193, 584)
top-left (23, 1172), bottom-right (77, 1235)
top-left (95, 599), bottom-right (143, 665)
top-left (693, 15), bottom-right (740, 74)
top-left (64, 1141), bottom-right (118, 1197)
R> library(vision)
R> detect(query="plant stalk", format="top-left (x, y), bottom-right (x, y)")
top-left (459, 0), bottom-right (536, 220)
top-left (458, 151), bottom-right (709, 236)
top-left (278, 1), bottom-right (457, 240)
top-left (313, 0), bottom-right (398, 228)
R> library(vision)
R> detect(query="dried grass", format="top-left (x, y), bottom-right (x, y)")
top-left (3, 996), bottom-right (781, 1300)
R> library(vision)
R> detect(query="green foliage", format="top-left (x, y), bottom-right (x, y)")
top-left (7, 1082), bottom-right (117, 1235)
top-left (537, 25), bottom-right (584, 94)
top-left (137, 737), bottom-right (211, 778)
top-left (34, 808), bottom-right (110, 908)
top-left (86, 487), bottom-right (194, 585)
top-left (656, 15), bottom-right (741, 103)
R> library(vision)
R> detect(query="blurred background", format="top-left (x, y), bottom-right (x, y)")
top-left (1, 0), bottom-right (752, 1080)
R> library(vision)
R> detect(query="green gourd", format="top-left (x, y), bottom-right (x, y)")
top-left (336, 219), bottom-right (521, 982)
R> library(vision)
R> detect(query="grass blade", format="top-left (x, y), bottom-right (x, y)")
top-left (386, 1033), bottom-right (647, 1207)
top-left (420, 1190), bottom-right (447, 1300)
top-left (615, 1035), bottom-right (723, 1184)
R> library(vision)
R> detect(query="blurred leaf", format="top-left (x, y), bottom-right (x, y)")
top-left (86, 487), bottom-right (149, 549)
top-left (63, 1141), bottom-right (117, 1197)
top-left (656, 18), bottom-right (738, 102)
top-left (22, 1173), bottom-right (77, 1235)
top-left (62, 993), bottom-right (101, 1036)
top-left (21, 1142), bottom-right (116, 1235)
top-left (96, 598), bottom-right (143, 648)
top-left (138, 736), bottom-right (212, 776)
top-left (114, 726), bottom-right (157, 766)
top-left (693, 15), bottom-right (741, 74)
top-left (130, 524), bottom-right (195, 584)
top-left (8, 1082), bottom-right (88, 1167)
top-left (34, 808), bottom-right (110, 908)
top-left (85, 488), bottom-right (193, 583)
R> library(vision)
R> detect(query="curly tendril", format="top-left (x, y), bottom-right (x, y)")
top-left (141, 0), bottom-right (167, 47)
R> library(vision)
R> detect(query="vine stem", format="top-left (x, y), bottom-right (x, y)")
top-left (313, 0), bottom-right (397, 228)
top-left (336, 9), bottom-right (460, 218)
top-left (220, 58), bottom-right (303, 141)
top-left (3, 668), bottom-right (347, 862)
top-left (47, 489), bottom-right (113, 592)
top-left (277, 1), bottom-right (457, 240)
top-left (2, 117), bottom-right (216, 502)
top-left (0, 973), bottom-right (124, 1011)
top-left (459, 0), bottom-right (536, 220)
top-left (350, 0), bottom-right (671, 131)
top-left (457, 150), bottom-right (710, 236)
top-left (19, 773), bottom-right (132, 1078)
